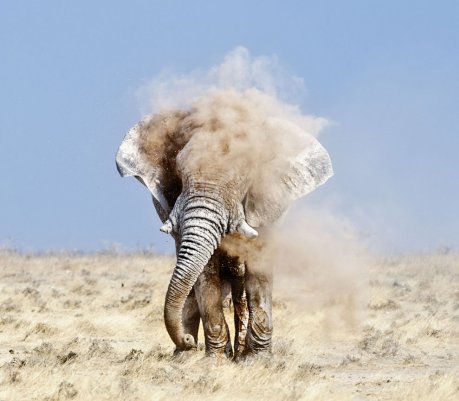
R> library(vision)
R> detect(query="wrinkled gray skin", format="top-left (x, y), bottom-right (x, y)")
top-left (116, 109), bottom-right (333, 358)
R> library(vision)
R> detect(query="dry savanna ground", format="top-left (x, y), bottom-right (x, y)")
top-left (0, 250), bottom-right (458, 400)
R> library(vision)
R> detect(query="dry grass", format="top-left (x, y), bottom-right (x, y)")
top-left (0, 250), bottom-right (457, 400)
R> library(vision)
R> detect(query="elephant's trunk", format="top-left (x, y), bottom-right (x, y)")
top-left (164, 195), bottom-right (226, 350)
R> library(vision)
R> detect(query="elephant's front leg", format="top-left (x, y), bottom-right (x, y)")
top-left (194, 255), bottom-right (232, 357)
top-left (245, 266), bottom-right (273, 355)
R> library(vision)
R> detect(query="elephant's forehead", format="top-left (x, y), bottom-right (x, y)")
top-left (177, 133), bottom-right (248, 171)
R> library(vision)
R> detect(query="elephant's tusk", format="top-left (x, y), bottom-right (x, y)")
top-left (160, 220), bottom-right (173, 234)
top-left (237, 220), bottom-right (258, 239)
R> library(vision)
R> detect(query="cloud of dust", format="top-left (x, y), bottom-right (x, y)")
top-left (222, 203), bottom-right (370, 330)
top-left (269, 207), bottom-right (370, 327)
top-left (137, 48), bottom-right (328, 219)
top-left (173, 89), bottom-right (328, 216)
top-left (137, 47), bottom-right (370, 327)
top-left (136, 46), bottom-right (306, 115)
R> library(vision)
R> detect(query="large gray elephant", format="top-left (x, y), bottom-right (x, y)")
top-left (116, 90), bottom-right (333, 358)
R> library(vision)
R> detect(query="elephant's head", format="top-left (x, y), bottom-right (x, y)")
top-left (116, 91), bottom-right (333, 350)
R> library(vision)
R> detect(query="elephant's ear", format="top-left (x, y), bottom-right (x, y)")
top-left (244, 119), bottom-right (333, 228)
top-left (116, 114), bottom-right (187, 216)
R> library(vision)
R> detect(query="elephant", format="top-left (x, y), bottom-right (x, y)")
top-left (115, 89), bottom-right (333, 358)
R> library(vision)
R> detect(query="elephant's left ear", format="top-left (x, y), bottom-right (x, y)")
top-left (244, 122), bottom-right (333, 228)
top-left (115, 119), bottom-right (170, 213)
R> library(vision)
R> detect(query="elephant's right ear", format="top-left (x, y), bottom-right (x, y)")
top-left (243, 118), bottom-right (333, 228)
top-left (116, 119), bottom-right (171, 214)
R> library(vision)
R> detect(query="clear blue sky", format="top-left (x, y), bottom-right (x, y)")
top-left (1, 1), bottom-right (458, 253)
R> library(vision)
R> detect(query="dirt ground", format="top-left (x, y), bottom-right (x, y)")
top-left (0, 250), bottom-right (457, 400)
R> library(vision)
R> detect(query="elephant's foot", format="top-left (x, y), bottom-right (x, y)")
top-left (203, 320), bottom-right (233, 358)
top-left (205, 339), bottom-right (233, 358)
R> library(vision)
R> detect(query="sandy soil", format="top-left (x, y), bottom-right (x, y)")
top-left (0, 250), bottom-right (457, 400)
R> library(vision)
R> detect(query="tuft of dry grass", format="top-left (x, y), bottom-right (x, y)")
top-left (0, 250), bottom-right (457, 400)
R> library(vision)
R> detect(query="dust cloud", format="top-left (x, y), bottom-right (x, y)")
top-left (136, 47), bottom-right (370, 320)
top-left (267, 207), bottom-right (370, 329)
top-left (137, 47), bottom-right (327, 200)
top-left (136, 46), bottom-right (307, 114)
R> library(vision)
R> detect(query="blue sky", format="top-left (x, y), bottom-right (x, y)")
top-left (1, 1), bottom-right (458, 253)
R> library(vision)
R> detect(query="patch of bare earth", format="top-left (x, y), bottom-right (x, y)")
top-left (0, 250), bottom-right (457, 400)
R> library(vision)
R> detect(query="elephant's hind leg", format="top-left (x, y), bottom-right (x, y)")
top-left (195, 254), bottom-right (232, 357)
